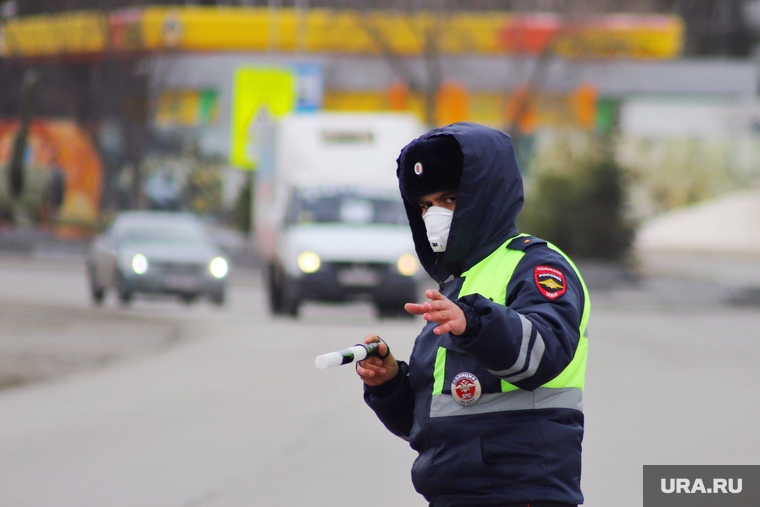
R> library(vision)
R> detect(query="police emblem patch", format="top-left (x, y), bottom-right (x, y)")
top-left (534, 265), bottom-right (566, 300)
top-left (451, 372), bottom-right (482, 406)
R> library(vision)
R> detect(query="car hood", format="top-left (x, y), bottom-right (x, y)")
top-left (280, 224), bottom-right (415, 272)
top-left (119, 241), bottom-right (221, 263)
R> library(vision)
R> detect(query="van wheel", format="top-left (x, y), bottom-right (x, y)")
top-left (283, 299), bottom-right (299, 317)
top-left (281, 278), bottom-right (300, 318)
top-left (267, 270), bottom-right (283, 315)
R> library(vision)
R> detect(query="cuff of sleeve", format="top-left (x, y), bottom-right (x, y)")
top-left (364, 361), bottom-right (409, 397)
top-left (453, 300), bottom-right (482, 338)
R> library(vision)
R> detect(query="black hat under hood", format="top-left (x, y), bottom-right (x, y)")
top-left (397, 123), bottom-right (524, 283)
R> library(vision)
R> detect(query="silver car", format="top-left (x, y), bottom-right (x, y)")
top-left (86, 211), bottom-right (229, 306)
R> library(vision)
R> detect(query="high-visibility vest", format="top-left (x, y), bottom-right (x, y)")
top-left (430, 234), bottom-right (590, 417)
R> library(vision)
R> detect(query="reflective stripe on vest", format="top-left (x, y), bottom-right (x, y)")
top-left (431, 387), bottom-right (583, 417)
top-left (430, 234), bottom-right (590, 417)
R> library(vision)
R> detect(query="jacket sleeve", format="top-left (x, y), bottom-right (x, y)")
top-left (452, 247), bottom-right (586, 392)
top-left (363, 361), bottom-right (415, 439)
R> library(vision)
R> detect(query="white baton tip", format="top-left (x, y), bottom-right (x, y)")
top-left (314, 352), bottom-right (344, 370)
top-left (349, 345), bottom-right (369, 361)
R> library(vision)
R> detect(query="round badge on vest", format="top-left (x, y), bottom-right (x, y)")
top-left (451, 372), bottom-right (482, 406)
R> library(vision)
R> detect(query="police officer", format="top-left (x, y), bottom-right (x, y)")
top-left (356, 123), bottom-right (590, 507)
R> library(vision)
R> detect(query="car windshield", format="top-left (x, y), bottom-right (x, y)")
top-left (286, 188), bottom-right (407, 225)
top-left (118, 223), bottom-right (207, 247)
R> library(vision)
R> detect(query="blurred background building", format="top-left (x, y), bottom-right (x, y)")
top-left (2, 0), bottom-right (760, 259)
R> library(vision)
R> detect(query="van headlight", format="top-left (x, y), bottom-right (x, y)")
top-left (209, 257), bottom-right (229, 279)
top-left (297, 251), bottom-right (321, 273)
top-left (131, 254), bottom-right (148, 275)
top-left (397, 253), bottom-right (419, 276)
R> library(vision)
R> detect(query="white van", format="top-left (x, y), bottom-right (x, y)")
top-left (255, 113), bottom-right (426, 317)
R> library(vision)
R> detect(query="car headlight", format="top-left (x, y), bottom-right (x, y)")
top-left (209, 257), bottom-right (229, 279)
top-left (397, 253), bottom-right (419, 276)
top-left (131, 254), bottom-right (148, 275)
top-left (297, 251), bottom-right (321, 273)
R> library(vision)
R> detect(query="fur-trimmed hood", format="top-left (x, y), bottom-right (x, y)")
top-left (396, 123), bottom-right (523, 283)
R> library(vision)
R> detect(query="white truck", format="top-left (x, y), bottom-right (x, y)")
top-left (254, 112), bottom-right (426, 317)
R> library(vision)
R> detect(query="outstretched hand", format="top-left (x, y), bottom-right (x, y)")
top-left (405, 289), bottom-right (466, 336)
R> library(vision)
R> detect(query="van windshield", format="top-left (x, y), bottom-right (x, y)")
top-left (285, 188), bottom-right (407, 225)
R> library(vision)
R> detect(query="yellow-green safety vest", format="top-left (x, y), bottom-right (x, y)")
top-left (430, 234), bottom-right (590, 417)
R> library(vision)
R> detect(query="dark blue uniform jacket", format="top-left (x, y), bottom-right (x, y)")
top-left (364, 123), bottom-right (587, 507)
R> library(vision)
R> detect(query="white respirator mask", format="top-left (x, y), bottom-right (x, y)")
top-left (422, 206), bottom-right (454, 253)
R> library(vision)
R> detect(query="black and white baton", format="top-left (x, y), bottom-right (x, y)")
top-left (314, 342), bottom-right (384, 370)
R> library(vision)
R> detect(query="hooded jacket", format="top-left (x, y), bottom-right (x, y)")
top-left (364, 123), bottom-right (589, 507)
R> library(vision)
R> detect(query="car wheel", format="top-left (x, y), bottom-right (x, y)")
top-left (118, 287), bottom-right (133, 305)
top-left (116, 272), bottom-right (133, 306)
top-left (210, 291), bottom-right (225, 306)
top-left (90, 284), bottom-right (105, 305)
top-left (180, 293), bottom-right (198, 305)
top-left (87, 265), bottom-right (105, 305)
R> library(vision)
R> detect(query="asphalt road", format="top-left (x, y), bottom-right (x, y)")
top-left (0, 254), bottom-right (759, 507)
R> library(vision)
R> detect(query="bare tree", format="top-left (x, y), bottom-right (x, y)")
top-left (347, 1), bottom-right (448, 127)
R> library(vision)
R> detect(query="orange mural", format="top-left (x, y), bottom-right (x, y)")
top-left (0, 120), bottom-right (102, 237)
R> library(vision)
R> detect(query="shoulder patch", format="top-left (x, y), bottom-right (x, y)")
top-left (534, 265), bottom-right (566, 300)
top-left (507, 235), bottom-right (547, 252)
